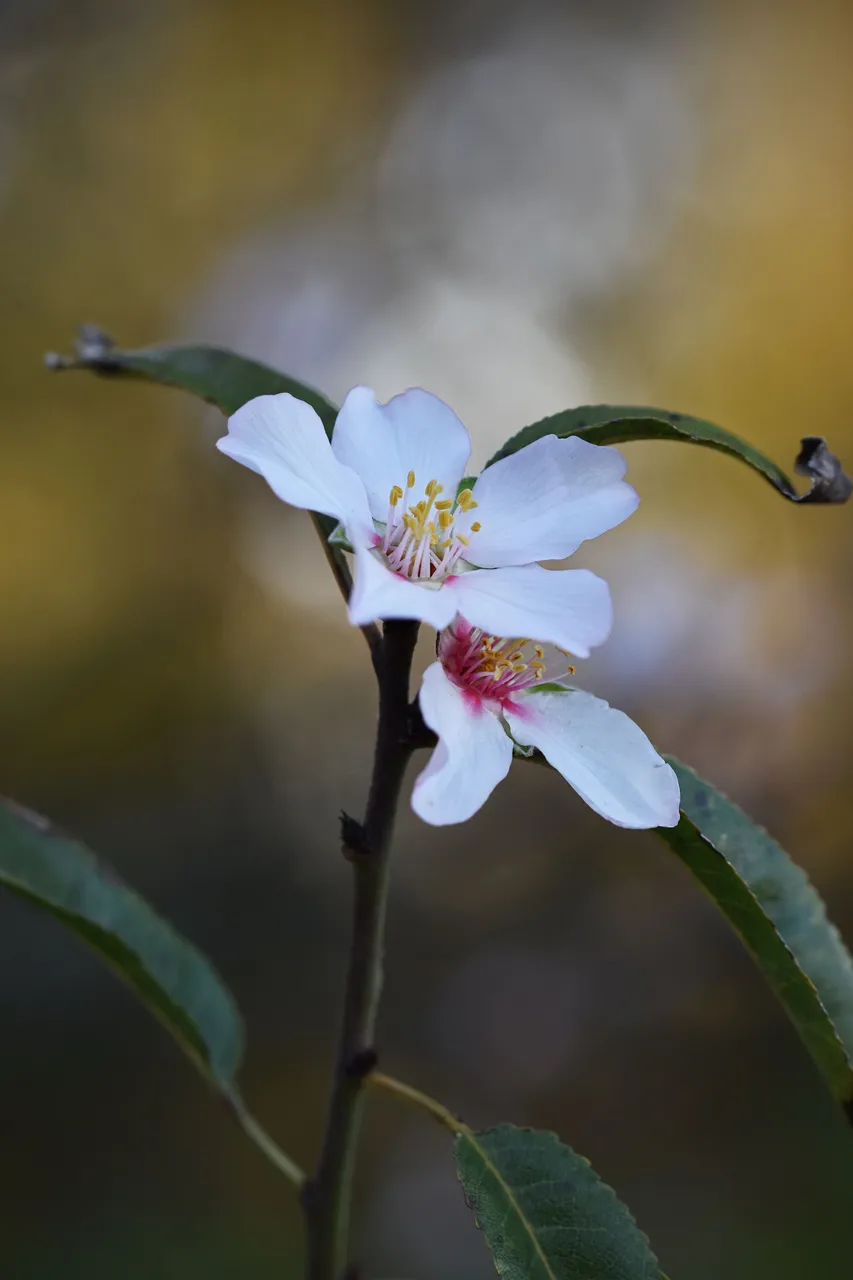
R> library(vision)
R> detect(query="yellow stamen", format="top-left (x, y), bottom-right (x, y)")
top-left (456, 488), bottom-right (478, 513)
top-left (438, 510), bottom-right (454, 530)
top-left (434, 498), bottom-right (454, 510)
top-left (470, 520), bottom-right (482, 532)
top-left (389, 485), bottom-right (403, 507)
top-left (456, 534), bottom-right (470, 546)
top-left (407, 470), bottom-right (416, 489)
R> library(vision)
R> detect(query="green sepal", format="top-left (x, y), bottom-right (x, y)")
top-left (328, 522), bottom-right (354, 552)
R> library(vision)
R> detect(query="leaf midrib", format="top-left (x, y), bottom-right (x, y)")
top-left (460, 1127), bottom-right (558, 1280)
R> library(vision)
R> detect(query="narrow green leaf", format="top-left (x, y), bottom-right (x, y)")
top-left (485, 404), bottom-right (851, 505)
top-left (455, 1124), bottom-right (664, 1280)
top-left (0, 796), bottom-right (243, 1087)
top-left (46, 327), bottom-right (341, 541)
top-left (659, 760), bottom-right (853, 1113)
top-left (46, 325), bottom-right (338, 433)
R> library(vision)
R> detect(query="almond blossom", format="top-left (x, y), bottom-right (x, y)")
top-left (217, 386), bottom-right (638, 652)
top-left (413, 618), bottom-right (680, 828)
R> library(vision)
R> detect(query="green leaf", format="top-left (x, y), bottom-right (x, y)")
top-left (659, 760), bottom-right (853, 1113)
top-left (0, 796), bottom-right (243, 1087)
top-left (485, 404), bottom-right (851, 505)
top-left (46, 326), bottom-right (342, 541)
top-left (46, 325), bottom-right (338, 433)
top-left (455, 1124), bottom-right (664, 1280)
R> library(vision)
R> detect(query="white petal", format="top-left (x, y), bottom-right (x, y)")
top-left (460, 435), bottom-right (638, 567)
top-left (505, 690), bottom-right (680, 828)
top-left (412, 662), bottom-right (513, 825)
top-left (447, 566), bottom-right (612, 656)
top-left (348, 543), bottom-right (460, 630)
top-left (331, 386), bottom-right (471, 521)
top-left (218, 394), bottom-right (373, 537)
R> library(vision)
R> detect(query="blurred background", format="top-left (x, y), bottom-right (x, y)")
top-left (2, 0), bottom-right (853, 1275)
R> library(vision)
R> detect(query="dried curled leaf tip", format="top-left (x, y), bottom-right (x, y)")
top-left (794, 436), bottom-right (852, 505)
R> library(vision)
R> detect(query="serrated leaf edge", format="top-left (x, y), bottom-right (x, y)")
top-left (455, 1125), bottom-right (662, 1280)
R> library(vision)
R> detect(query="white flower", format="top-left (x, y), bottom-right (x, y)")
top-left (217, 387), bottom-right (638, 650)
top-left (413, 618), bottom-right (680, 829)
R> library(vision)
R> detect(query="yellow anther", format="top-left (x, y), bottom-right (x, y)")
top-left (425, 479), bottom-right (443, 498)
top-left (407, 470), bottom-right (416, 489)
top-left (389, 485), bottom-right (403, 506)
top-left (534, 645), bottom-right (544, 659)
top-left (455, 488), bottom-right (477, 512)
top-left (435, 498), bottom-right (454, 510)
top-left (470, 521), bottom-right (482, 532)
top-left (439, 510), bottom-right (454, 530)
top-left (512, 662), bottom-right (527, 673)
top-left (456, 534), bottom-right (470, 546)
top-left (567, 665), bottom-right (576, 675)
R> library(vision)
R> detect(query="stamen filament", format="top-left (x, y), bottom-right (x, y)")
top-left (373, 472), bottom-right (484, 581)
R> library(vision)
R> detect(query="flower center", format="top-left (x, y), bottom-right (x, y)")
top-left (380, 472), bottom-right (480, 581)
top-left (440, 620), bottom-right (575, 706)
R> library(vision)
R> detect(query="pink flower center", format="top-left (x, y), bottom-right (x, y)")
top-left (439, 620), bottom-right (575, 708)
top-left (380, 472), bottom-right (480, 581)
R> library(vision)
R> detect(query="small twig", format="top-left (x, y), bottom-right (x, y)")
top-left (405, 698), bottom-right (437, 751)
top-left (303, 619), bottom-right (420, 1280)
